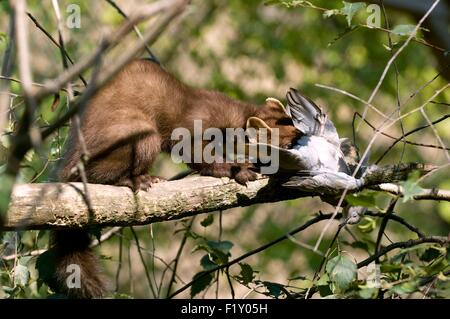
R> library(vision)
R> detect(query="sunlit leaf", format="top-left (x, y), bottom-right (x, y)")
top-left (390, 281), bottom-right (418, 295)
top-left (391, 24), bottom-right (416, 37)
top-left (341, 1), bottom-right (366, 26)
top-left (400, 180), bottom-right (424, 202)
top-left (207, 240), bottom-right (233, 254)
top-left (345, 192), bottom-right (377, 208)
top-left (326, 255), bottom-right (357, 291)
top-left (14, 264), bottom-right (30, 286)
top-left (357, 217), bottom-right (376, 233)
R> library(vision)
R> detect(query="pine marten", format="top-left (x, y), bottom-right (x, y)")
top-left (48, 59), bottom-right (300, 298)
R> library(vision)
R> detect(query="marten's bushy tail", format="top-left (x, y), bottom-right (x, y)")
top-left (44, 230), bottom-right (107, 299)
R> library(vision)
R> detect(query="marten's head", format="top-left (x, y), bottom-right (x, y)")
top-left (247, 97), bottom-right (301, 148)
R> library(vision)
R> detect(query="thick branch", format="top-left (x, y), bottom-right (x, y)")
top-left (2, 163), bottom-right (442, 230)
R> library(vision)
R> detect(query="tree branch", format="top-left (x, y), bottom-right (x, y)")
top-left (1, 163), bottom-right (442, 231)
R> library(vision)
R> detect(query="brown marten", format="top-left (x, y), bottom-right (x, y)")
top-left (48, 59), bottom-right (300, 298)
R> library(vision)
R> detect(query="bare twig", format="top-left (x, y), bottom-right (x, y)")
top-left (365, 211), bottom-right (425, 238)
top-left (314, 83), bottom-right (449, 251)
top-left (369, 183), bottom-right (450, 201)
top-left (357, 236), bottom-right (450, 268)
top-left (1, 226), bottom-right (122, 261)
top-left (0, 10), bottom-right (16, 136)
top-left (130, 226), bottom-right (157, 298)
top-left (104, 0), bottom-right (159, 63)
top-left (35, 0), bottom-right (187, 100)
top-left (166, 217), bottom-right (195, 298)
top-left (374, 198), bottom-right (398, 263)
top-left (26, 12), bottom-right (87, 86)
top-left (2, 163), bottom-right (436, 230)
top-left (359, 0), bottom-right (442, 128)
top-left (168, 212), bottom-right (343, 298)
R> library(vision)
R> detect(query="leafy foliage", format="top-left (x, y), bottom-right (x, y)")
top-left (0, 0), bottom-right (449, 299)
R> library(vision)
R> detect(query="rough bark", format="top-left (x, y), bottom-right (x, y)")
top-left (2, 163), bottom-right (441, 230)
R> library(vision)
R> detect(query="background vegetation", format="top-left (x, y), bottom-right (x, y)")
top-left (0, 0), bottom-right (449, 299)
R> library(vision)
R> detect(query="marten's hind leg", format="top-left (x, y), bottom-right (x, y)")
top-left (114, 133), bottom-right (165, 191)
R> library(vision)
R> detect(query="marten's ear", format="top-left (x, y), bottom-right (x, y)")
top-left (265, 97), bottom-right (286, 113)
top-left (246, 117), bottom-right (272, 144)
top-left (246, 117), bottom-right (272, 131)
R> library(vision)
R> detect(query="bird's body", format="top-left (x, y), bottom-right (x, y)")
top-left (256, 88), bottom-right (367, 193)
top-left (289, 135), bottom-right (348, 173)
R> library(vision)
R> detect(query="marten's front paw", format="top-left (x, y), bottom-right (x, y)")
top-left (116, 175), bottom-right (165, 192)
top-left (233, 168), bottom-right (258, 185)
top-left (199, 165), bottom-right (232, 179)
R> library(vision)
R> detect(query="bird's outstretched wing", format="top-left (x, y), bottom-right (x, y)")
top-left (286, 88), bottom-right (341, 147)
top-left (286, 88), bottom-right (328, 136)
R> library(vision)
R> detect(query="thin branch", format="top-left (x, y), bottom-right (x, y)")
top-left (314, 83), bottom-right (449, 252)
top-left (365, 211), bottom-right (425, 238)
top-left (1, 226), bottom-right (122, 261)
top-left (374, 198), bottom-right (398, 263)
top-left (0, 9), bottom-right (16, 136)
top-left (35, 0), bottom-right (186, 100)
top-left (359, 0), bottom-right (442, 127)
top-left (165, 217), bottom-right (195, 298)
top-left (369, 183), bottom-right (450, 201)
top-left (104, 0), bottom-right (159, 63)
top-left (357, 236), bottom-right (450, 268)
top-left (373, 112), bottom-right (450, 164)
top-left (3, 164), bottom-right (436, 230)
top-left (26, 12), bottom-right (87, 86)
top-left (315, 84), bottom-right (390, 120)
top-left (130, 226), bottom-right (157, 298)
top-left (168, 212), bottom-right (343, 299)
top-left (115, 228), bottom-right (123, 292)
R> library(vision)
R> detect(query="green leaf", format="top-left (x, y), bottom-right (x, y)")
top-left (0, 32), bottom-right (7, 53)
top-left (400, 180), bottom-right (424, 202)
top-left (0, 172), bottom-right (15, 217)
top-left (14, 264), bottom-right (30, 286)
top-left (326, 255), bottom-right (357, 291)
top-left (36, 250), bottom-right (57, 285)
top-left (297, 279), bottom-right (313, 289)
top-left (341, 1), bottom-right (366, 26)
top-left (358, 287), bottom-right (378, 299)
top-left (19, 256), bottom-right (33, 266)
top-left (207, 240), bottom-right (233, 254)
top-left (200, 214), bottom-right (214, 227)
top-left (318, 284), bottom-right (333, 297)
top-left (262, 281), bottom-right (284, 298)
top-left (236, 263), bottom-right (255, 285)
top-left (200, 254), bottom-right (217, 271)
top-left (390, 281), bottom-right (418, 295)
top-left (420, 247), bottom-right (444, 262)
top-left (380, 263), bottom-right (403, 273)
top-left (190, 271), bottom-right (214, 298)
top-left (317, 273), bottom-right (330, 286)
top-left (391, 24), bottom-right (416, 37)
top-left (357, 217), bottom-right (376, 233)
top-left (345, 192), bottom-right (377, 208)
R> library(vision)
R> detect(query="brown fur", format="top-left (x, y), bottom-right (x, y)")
top-left (50, 59), bottom-right (300, 298)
